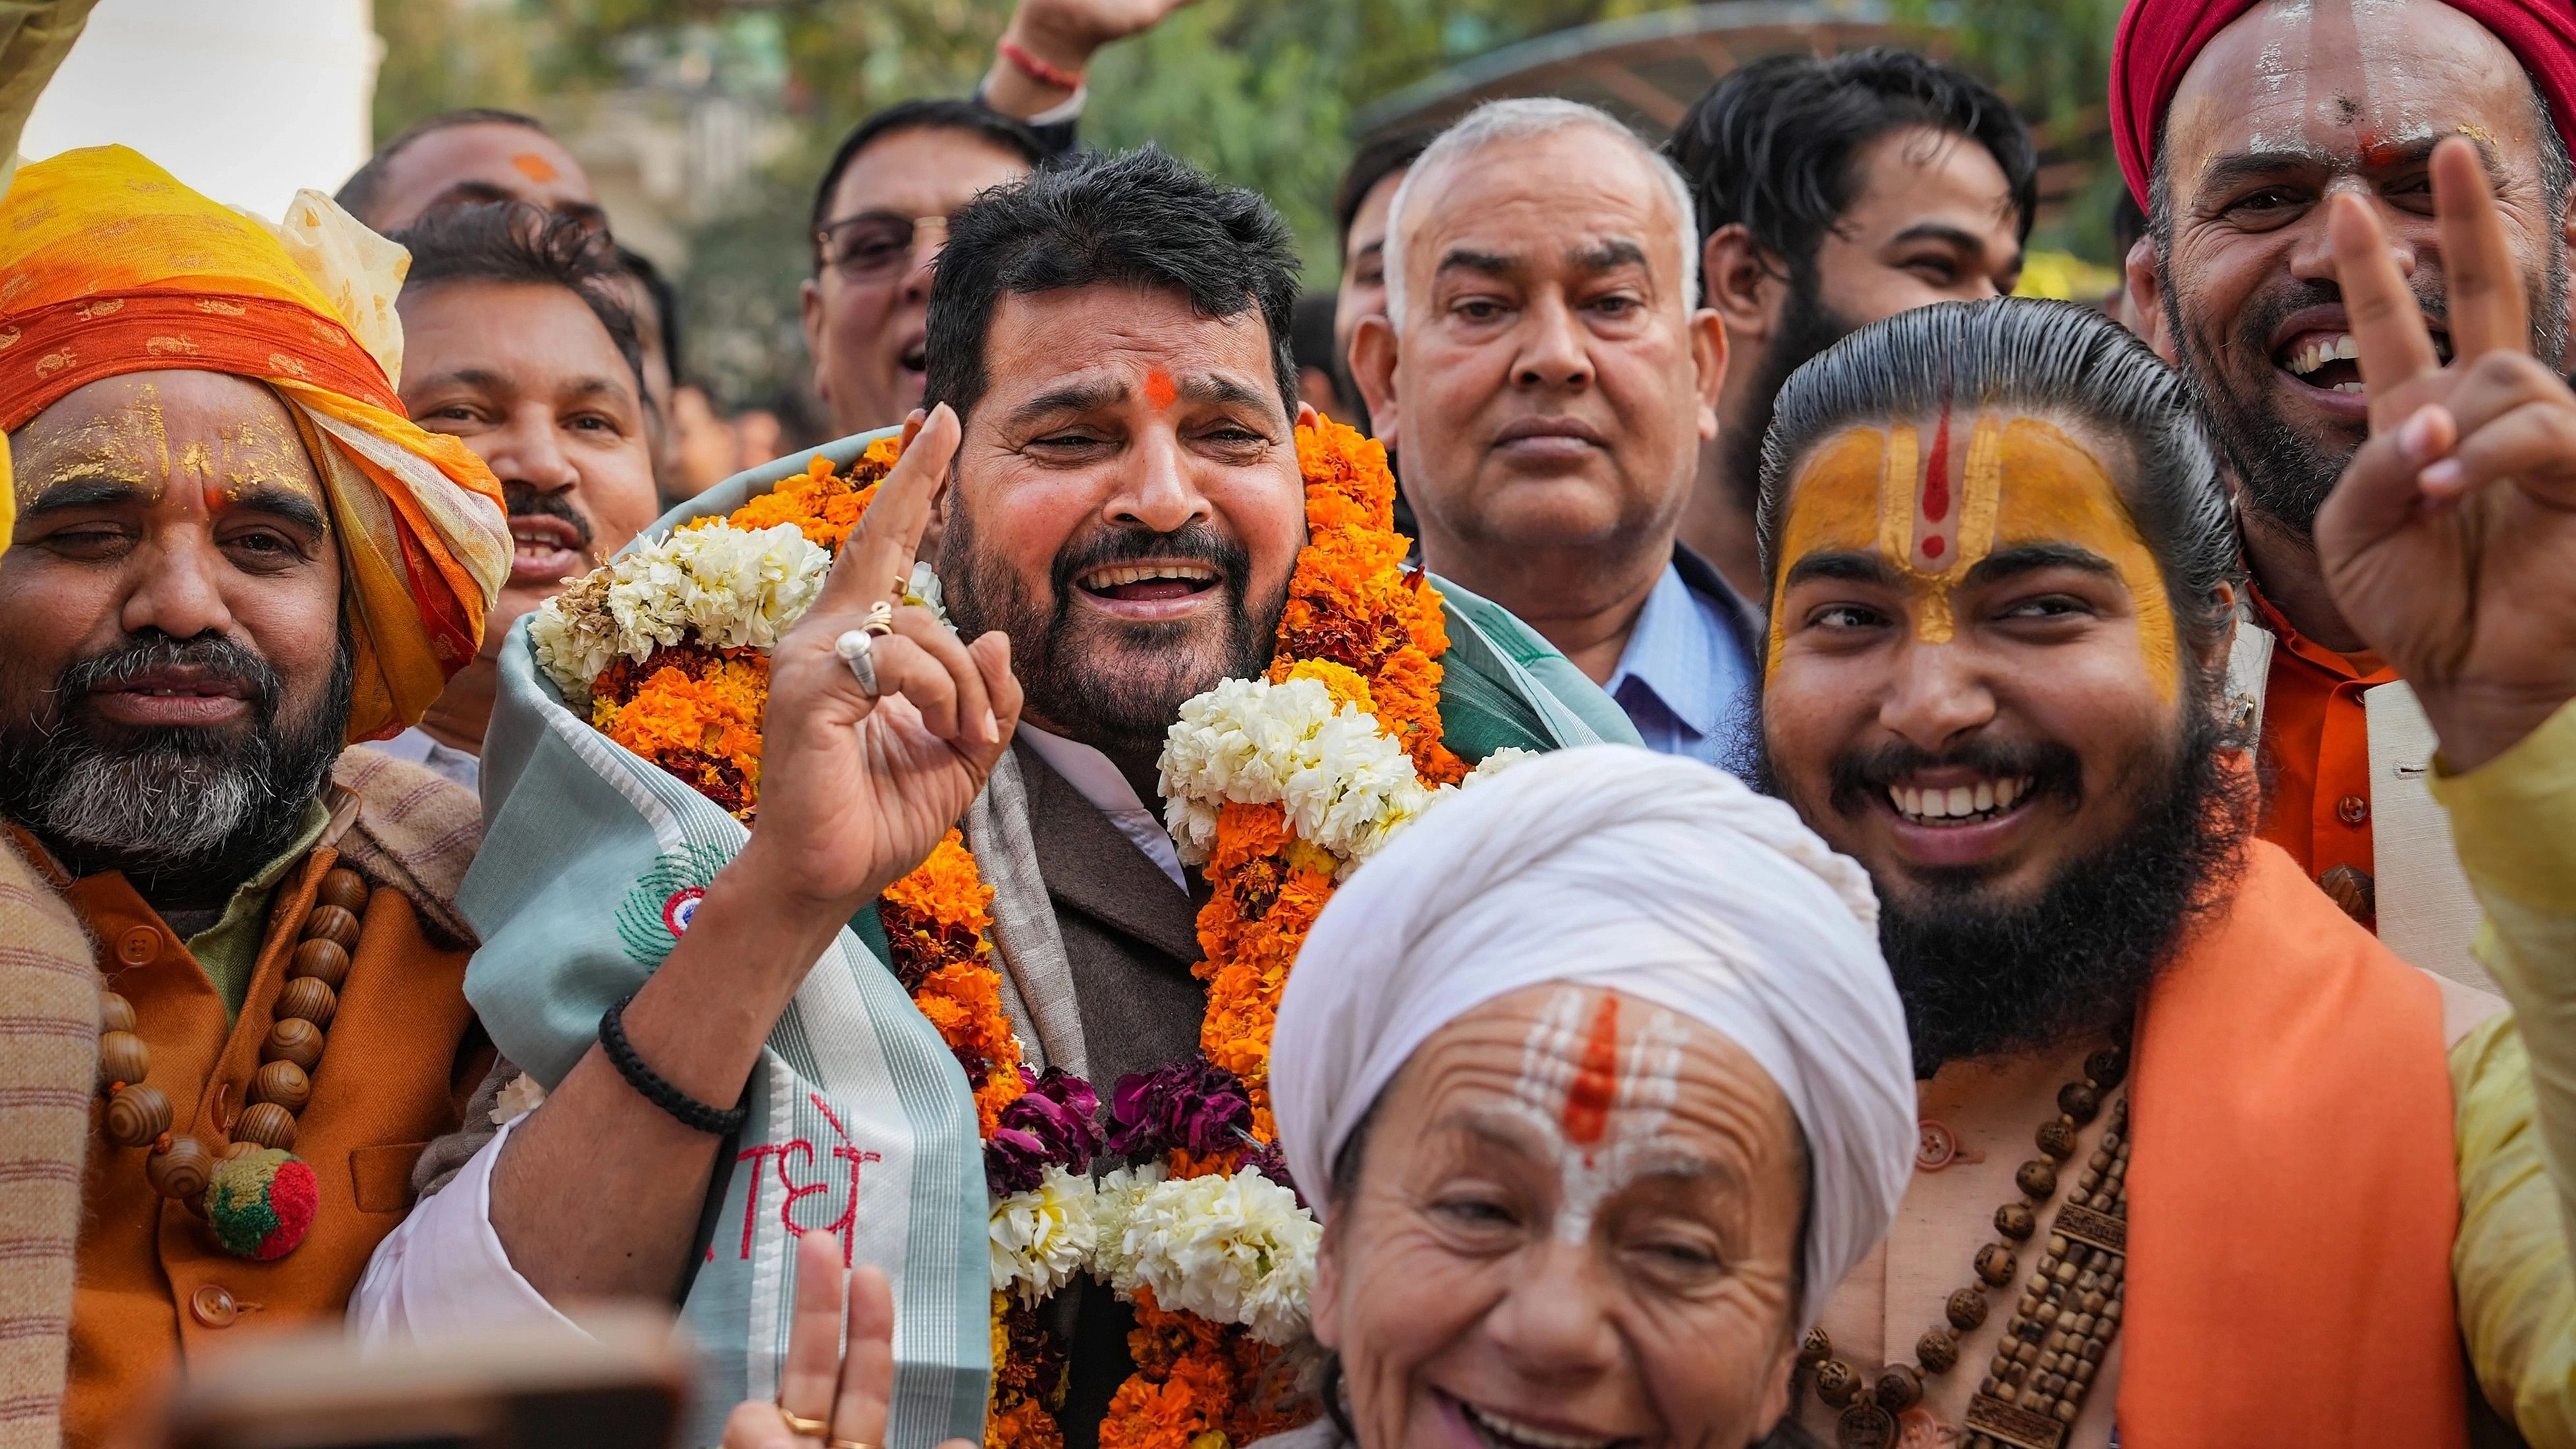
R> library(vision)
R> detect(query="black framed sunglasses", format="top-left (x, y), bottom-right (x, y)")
top-left (814, 212), bottom-right (950, 283)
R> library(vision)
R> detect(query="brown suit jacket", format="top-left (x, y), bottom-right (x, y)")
top-left (1013, 741), bottom-right (1208, 1088)
top-left (1012, 743), bottom-right (1211, 1449)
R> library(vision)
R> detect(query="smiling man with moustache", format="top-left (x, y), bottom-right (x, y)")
top-left (353, 146), bottom-right (1627, 1449)
top-left (367, 201), bottom-right (666, 793)
top-left (2116, 0), bottom-right (2576, 966)
top-left (0, 147), bottom-right (509, 1447)
top-left (1353, 99), bottom-right (1751, 770)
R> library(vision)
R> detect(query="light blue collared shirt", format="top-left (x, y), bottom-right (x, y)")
top-left (1603, 562), bottom-right (1756, 774)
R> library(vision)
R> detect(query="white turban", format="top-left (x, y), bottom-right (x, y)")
top-left (1270, 746), bottom-right (1914, 1327)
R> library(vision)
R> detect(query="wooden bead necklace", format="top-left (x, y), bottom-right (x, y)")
top-left (1800, 1043), bottom-right (2132, 1449)
top-left (94, 862), bottom-right (369, 1259)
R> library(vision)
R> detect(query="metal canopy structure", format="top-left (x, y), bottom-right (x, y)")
top-left (1353, 1), bottom-right (2103, 228)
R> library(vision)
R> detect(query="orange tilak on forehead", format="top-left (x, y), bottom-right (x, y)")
top-left (1560, 994), bottom-right (1621, 1147)
top-left (510, 151), bottom-right (560, 184)
top-left (1142, 369), bottom-right (1177, 411)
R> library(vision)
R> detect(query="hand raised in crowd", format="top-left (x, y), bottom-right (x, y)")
top-left (2318, 135), bottom-right (2576, 773)
top-left (1004, 0), bottom-right (1205, 71)
top-left (723, 1232), bottom-right (976, 1449)
top-left (734, 402), bottom-right (1022, 926)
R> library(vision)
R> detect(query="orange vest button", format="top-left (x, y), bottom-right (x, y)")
top-left (2337, 793), bottom-right (2369, 827)
top-left (116, 926), bottom-right (161, 966)
top-left (188, 1284), bottom-right (238, 1329)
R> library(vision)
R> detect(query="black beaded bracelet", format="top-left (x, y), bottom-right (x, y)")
top-left (599, 994), bottom-right (750, 1136)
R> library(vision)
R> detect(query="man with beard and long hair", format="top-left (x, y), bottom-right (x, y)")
top-left (354, 147), bottom-right (1628, 1449)
top-left (1666, 48), bottom-right (2037, 604)
top-left (0, 147), bottom-right (510, 1447)
top-left (1757, 286), bottom-right (2576, 1445)
top-left (365, 200), bottom-right (666, 794)
top-left (2114, 0), bottom-right (2576, 980)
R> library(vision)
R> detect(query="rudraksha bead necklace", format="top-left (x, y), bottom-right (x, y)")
top-left (1800, 1043), bottom-right (2132, 1449)
top-left (94, 862), bottom-right (370, 1259)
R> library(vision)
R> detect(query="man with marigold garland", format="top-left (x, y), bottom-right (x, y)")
top-left (356, 146), bottom-right (1636, 1449)
top-left (0, 146), bottom-right (512, 1447)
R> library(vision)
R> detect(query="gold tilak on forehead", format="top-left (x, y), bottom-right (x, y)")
top-left (1874, 413), bottom-right (2004, 645)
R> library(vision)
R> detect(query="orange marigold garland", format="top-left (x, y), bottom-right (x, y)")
top-left (1093, 417), bottom-right (1501, 1448)
top-left (533, 419), bottom-right (1497, 1447)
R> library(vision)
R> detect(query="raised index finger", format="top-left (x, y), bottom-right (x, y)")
top-left (818, 403), bottom-right (961, 614)
top-left (2326, 192), bottom-right (2442, 431)
top-left (2432, 135), bottom-right (2528, 363)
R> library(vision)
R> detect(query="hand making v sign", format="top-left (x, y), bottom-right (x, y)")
top-left (2318, 136), bottom-right (2576, 774)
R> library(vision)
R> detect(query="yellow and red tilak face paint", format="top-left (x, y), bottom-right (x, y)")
top-left (1767, 409), bottom-right (2180, 703)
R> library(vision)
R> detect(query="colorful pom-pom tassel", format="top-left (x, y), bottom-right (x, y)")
top-left (203, 1146), bottom-right (317, 1260)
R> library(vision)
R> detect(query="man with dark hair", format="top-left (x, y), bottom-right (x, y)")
top-left (335, 108), bottom-right (604, 235)
top-left (1668, 48), bottom-right (2037, 598)
top-left (1755, 282), bottom-right (2576, 1444)
top-left (2114, 0), bottom-right (2576, 982)
top-left (365, 201), bottom-right (663, 793)
top-left (355, 144), bottom-right (1628, 1449)
top-left (800, 0), bottom-right (1204, 440)
top-left (803, 99), bottom-right (1053, 440)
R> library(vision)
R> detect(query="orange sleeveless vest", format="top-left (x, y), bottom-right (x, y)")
top-left (2122, 841), bottom-right (2467, 1445)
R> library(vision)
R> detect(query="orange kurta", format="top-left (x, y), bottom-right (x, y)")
top-left (2251, 586), bottom-right (2396, 903)
top-left (52, 841), bottom-right (484, 1448)
top-left (2122, 841), bottom-right (2465, 1446)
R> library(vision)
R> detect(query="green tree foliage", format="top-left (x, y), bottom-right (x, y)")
top-left (371, 0), bottom-right (548, 141)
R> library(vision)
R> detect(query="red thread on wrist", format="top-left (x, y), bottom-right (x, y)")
top-left (998, 37), bottom-right (1084, 92)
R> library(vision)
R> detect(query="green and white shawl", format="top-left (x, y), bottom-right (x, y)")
top-left (458, 427), bottom-right (1636, 1445)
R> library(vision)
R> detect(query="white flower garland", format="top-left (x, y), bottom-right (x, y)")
top-left (1157, 673), bottom-right (1539, 881)
top-left (990, 1167), bottom-right (1098, 1308)
top-left (527, 521), bottom-right (830, 699)
top-left (1094, 1167), bottom-right (1320, 1345)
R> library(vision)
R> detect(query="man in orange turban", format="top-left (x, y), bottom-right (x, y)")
top-left (0, 145), bottom-right (510, 1446)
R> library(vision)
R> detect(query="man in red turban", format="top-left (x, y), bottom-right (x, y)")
top-left (2113, 0), bottom-right (2576, 976)
top-left (2108, 3), bottom-right (2576, 1445)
